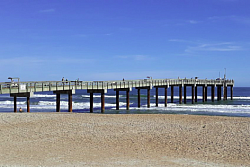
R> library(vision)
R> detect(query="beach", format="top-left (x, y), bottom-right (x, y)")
top-left (0, 113), bottom-right (249, 167)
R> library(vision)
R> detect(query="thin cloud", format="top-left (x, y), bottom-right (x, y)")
top-left (1, 57), bottom-right (44, 64)
top-left (185, 43), bottom-right (243, 52)
top-left (168, 39), bottom-right (198, 44)
top-left (208, 15), bottom-right (250, 25)
top-left (134, 55), bottom-right (148, 61)
top-left (39, 9), bottom-right (55, 13)
top-left (1, 57), bottom-right (95, 65)
top-left (115, 55), bottom-right (152, 61)
top-left (73, 33), bottom-right (113, 38)
top-left (187, 20), bottom-right (200, 24)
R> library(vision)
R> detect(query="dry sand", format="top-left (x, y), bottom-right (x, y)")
top-left (0, 113), bottom-right (249, 167)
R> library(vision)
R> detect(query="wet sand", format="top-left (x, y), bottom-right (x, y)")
top-left (0, 113), bottom-right (249, 167)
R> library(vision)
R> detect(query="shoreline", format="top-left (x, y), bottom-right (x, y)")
top-left (0, 113), bottom-right (249, 166)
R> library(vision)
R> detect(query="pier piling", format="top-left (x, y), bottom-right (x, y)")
top-left (155, 87), bottom-right (158, 107)
top-left (179, 85), bottom-right (182, 104)
top-left (147, 88), bottom-right (150, 108)
top-left (192, 85), bottom-right (195, 104)
top-left (165, 87), bottom-right (167, 107)
top-left (126, 90), bottom-right (129, 110)
top-left (138, 89), bottom-right (141, 108)
top-left (231, 86), bottom-right (233, 100)
top-left (14, 96), bottom-right (17, 113)
top-left (27, 97), bottom-right (30, 113)
top-left (224, 86), bottom-right (227, 101)
top-left (184, 85), bottom-right (187, 104)
top-left (171, 86), bottom-right (174, 103)
top-left (116, 90), bottom-right (119, 110)
top-left (211, 85), bottom-right (215, 102)
top-left (90, 93), bottom-right (93, 113)
top-left (205, 86), bottom-right (208, 101)
top-left (202, 86), bottom-right (206, 102)
top-left (101, 92), bottom-right (105, 113)
top-left (68, 91), bottom-right (72, 112)
top-left (195, 86), bottom-right (198, 102)
top-left (56, 93), bottom-right (60, 112)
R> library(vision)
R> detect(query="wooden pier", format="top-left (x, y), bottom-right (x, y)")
top-left (0, 78), bottom-right (234, 113)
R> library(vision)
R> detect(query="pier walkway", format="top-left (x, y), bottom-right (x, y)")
top-left (0, 78), bottom-right (234, 113)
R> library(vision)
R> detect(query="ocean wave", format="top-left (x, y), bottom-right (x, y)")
top-left (130, 103), bottom-right (250, 115)
top-left (155, 95), bottom-right (250, 100)
top-left (33, 94), bottom-right (56, 98)
top-left (233, 97), bottom-right (250, 100)
top-left (81, 95), bottom-right (122, 98)
top-left (0, 100), bottom-right (26, 105)
top-left (0, 100), bottom-right (131, 110)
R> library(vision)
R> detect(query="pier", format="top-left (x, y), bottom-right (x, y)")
top-left (0, 78), bottom-right (234, 113)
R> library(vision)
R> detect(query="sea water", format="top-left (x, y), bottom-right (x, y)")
top-left (0, 87), bottom-right (250, 117)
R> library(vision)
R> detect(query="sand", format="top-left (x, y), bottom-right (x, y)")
top-left (0, 113), bottom-right (249, 167)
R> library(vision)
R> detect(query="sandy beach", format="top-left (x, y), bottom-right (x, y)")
top-left (0, 113), bottom-right (249, 167)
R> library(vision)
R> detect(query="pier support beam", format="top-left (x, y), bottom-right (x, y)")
top-left (90, 93), bottom-right (93, 113)
top-left (223, 85), bottom-right (227, 101)
top-left (26, 95), bottom-right (30, 112)
top-left (211, 85), bottom-right (215, 102)
top-left (155, 87), bottom-right (158, 107)
top-left (54, 90), bottom-right (75, 112)
top-left (56, 93), bottom-right (60, 112)
top-left (101, 92), bottom-right (105, 113)
top-left (205, 86), bottom-right (208, 102)
top-left (87, 89), bottom-right (107, 113)
top-left (192, 85), bottom-right (195, 104)
top-left (202, 86), bottom-right (206, 102)
top-left (165, 87), bottom-right (168, 107)
top-left (231, 86), bottom-right (233, 100)
top-left (171, 86), bottom-right (174, 103)
top-left (11, 92), bottom-right (34, 113)
top-left (179, 85), bottom-right (182, 104)
top-left (14, 96), bottom-right (17, 113)
top-left (184, 85), bottom-right (187, 104)
top-left (155, 86), bottom-right (168, 107)
top-left (114, 88), bottom-right (131, 110)
top-left (217, 86), bottom-right (221, 101)
top-left (68, 91), bottom-right (72, 112)
top-left (136, 86), bottom-right (151, 108)
top-left (126, 90), bottom-right (130, 110)
top-left (138, 89), bottom-right (141, 108)
top-left (116, 90), bottom-right (119, 110)
top-left (147, 88), bottom-right (150, 108)
top-left (195, 86), bottom-right (198, 102)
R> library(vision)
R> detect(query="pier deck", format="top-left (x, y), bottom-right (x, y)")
top-left (0, 78), bottom-right (234, 113)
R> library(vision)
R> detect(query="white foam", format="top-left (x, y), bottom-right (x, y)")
top-left (0, 100), bottom-right (26, 105)
top-left (0, 100), bottom-right (130, 110)
top-left (33, 94), bottom-right (56, 98)
top-left (132, 103), bottom-right (250, 115)
top-left (233, 97), bottom-right (250, 100)
top-left (82, 95), bottom-right (122, 98)
top-left (155, 95), bottom-right (250, 100)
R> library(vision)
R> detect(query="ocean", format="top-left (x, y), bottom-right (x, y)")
top-left (0, 87), bottom-right (250, 117)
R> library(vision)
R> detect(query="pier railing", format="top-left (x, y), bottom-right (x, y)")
top-left (0, 78), bottom-right (234, 94)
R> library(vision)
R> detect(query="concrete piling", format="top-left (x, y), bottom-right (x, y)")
top-left (155, 87), bottom-right (158, 107)
top-left (171, 86), bottom-right (174, 103)
top-left (179, 85), bottom-right (182, 104)
top-left (165, 87), bottom-right (167, 107)
top-left (184, 85), bottom-right (187, 104)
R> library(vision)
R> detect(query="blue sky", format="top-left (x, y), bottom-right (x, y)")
top-left (0, 0), bottom-right (250, 86)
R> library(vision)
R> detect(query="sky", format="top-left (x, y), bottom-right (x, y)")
top-left (0, 0), bottom-right (250, 86)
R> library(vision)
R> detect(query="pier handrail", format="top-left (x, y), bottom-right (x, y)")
top-left (0, 78), bottom-right (234, 94)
